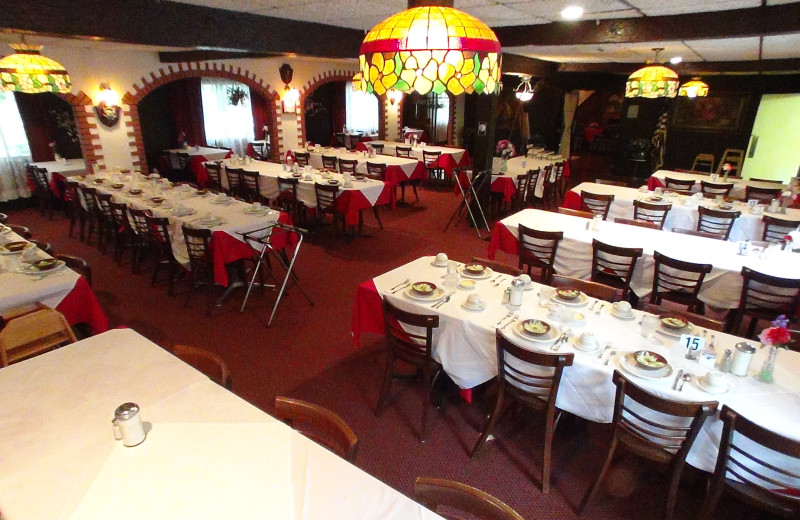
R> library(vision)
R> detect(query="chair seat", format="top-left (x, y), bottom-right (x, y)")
top-left (618, 427), bottom-right (674, 465)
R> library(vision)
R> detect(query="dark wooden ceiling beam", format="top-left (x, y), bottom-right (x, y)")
top-left (0, 0), bottom-right (364, 59)
top-left (159, 50), bottom-right (283, 63)
top-left (501, 53), bottom-right (558, 77)
top-left (558, 58), bottom-right (800, 75)
top-left (494, 4), bottom-right (800, 47)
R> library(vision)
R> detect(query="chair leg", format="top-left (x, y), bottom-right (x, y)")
top-left (373, 207), bottom-right (383, 229)
top-left (420, 365), bottom-right (440, 442)
top-left (471, 387), bottom-right (505, 459)
top-left (542, 413), bottom-right (557, 494)
top-left (664, 461), bottom-right (686, 520)
top-left (578, 436), bottom-right (619, 514)
top-left (375, 352), bottom-right (396, 416)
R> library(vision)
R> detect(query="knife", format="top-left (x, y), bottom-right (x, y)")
top-left (672, 369), bottom-right (685, 391)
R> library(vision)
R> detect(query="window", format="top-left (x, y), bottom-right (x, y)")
top-left (0, 91), bottom-right (32, 201)
top-left (345, 82), bottom-right (378, 134)
top-left (201, 79), bottom-right (255, 156)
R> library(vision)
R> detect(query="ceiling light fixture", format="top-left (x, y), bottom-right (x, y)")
top-left (625, 48), bottom-right (679, 99)
top-left (0, 36), bottom-right (71, 94)
top-left (678, 77), bottom-right (710, 98)
top-left (357, 0), bottom-right (501, 96)
top-left (560, 5), bottom-right (584, 20)
top-left (669, 56), bottom-right (683, 65)
top-left (514, 75), bottom-right (534, 102)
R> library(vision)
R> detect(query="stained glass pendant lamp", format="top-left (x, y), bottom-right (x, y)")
top-left (357, 0), bottom-right (501, 96)
top-left (678, 77), bottom-right (710, 98)
top-left (625, 48), bottom-right (679, 99)
top-left (0, 37), bottom-right (71, 94)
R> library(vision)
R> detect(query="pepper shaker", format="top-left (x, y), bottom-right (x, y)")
top-left (112, 402), bottom-right (146, 447)
top-left (719, 349), bottom-right (733, 373)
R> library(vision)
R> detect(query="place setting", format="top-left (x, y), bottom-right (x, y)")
top-left (15, 257), bottom-right (68, 278)
top-left (615, 348), bottom-right (675, 381)
top-left (456, 261), bottom-right (494, 280)
top-left (403, 281), bottom-right (446, 302)
top-left (655, 314), bottom-right (695, 338)
top-left (191, 213), bottom-right (227, 228)
top-left (550, 286), bottom-right (589, 307)
top-left (242, 202), bottom-right (274, 216)
top-left (513, 317), bottom-right (562, 346)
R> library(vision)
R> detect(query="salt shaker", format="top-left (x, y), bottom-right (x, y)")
top-left (112, 402), bottom-right (146, 447)
top-left (730, 342), bottom-right (755, 376)
top-left (509, 278), bottom-right (525, 306)
top-left (719, 349), bottom-right (733, 373)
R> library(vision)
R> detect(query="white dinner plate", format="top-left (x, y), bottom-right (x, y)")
top-left (551, 292), bottom-right (589, 307)
top-left (430, 260), bottom-right (448, 267)
top-left (617, 352), bottom-right (674, 380)
top-left (0, 241), bottom-right (33, 255)
top-left (196, 217), bottom-right (226, 227)
top-left (404, 286), bottom-right (446, 301)
top-left (514, 320), bottom-right (560, 343)
top-left (171, 208), bottom-right (196, 217)
top-left (610, 309), bottom-right (636, 321)
top-left (210, 198), bottom-right (233, 205)
top-left (243, 207), bottom-right (271, 215)
top-left (695, 376), bottom-right (734, 395)
top-left (457, 265), bottom-right (494, 279)
top-left (16, 260), bottom-right (67, 275)
top-left (656, 322), bottom-right (694, 338)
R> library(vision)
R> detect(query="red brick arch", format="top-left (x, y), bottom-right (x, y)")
top-left (57, 90), bottom-right (103, 172)
top-left (121, 62), bottom-right (281, 169)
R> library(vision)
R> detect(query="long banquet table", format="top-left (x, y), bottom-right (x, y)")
top-left (0, 226), bottom-right (108, 333)
top-left (0, 328), bottom-right (443, 520)
top-left (487, 208), bottom-right (800, 308)
top-left (351, 256), bottom-right (800, 475)
top-left (163, 146), bottom-right (232, 187)
top-left (366, 140), bottom-right (470, 177)
top-left (29, 158), bottom-right (89, 198)
top-left (650, 169), bottom-right (788, 200)
top-left (565, 181), bottom-right (800, 242)
top-left (217, 159), bottom-right (393, 228)
top-left (290, 147), bottom-right (425, 186)
top-left (487, 155), bottom-right (570, 202)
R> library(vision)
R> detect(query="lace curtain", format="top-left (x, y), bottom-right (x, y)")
top-left (345, 82), bottom-right (379, 134)
top-left (0, 91), bottom-right (32, 202)
top-left (201, 79), bottom-right (255, 157)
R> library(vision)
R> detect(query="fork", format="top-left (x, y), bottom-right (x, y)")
top-left (594, 303), bottom-right (604, 315)
top-left (493, 277), bottom-right (505, 287)
top-left (597, 343), bottom-right (611, 360)
top-left (588, 301), bottom-right (598, 313)
top-left (604, 349), bottom-right (617, 366)
top-left (432, 295), bottom-right (451, 309)
top-left (551, 330), bottom-right (569, 351)
top-left (390, 281), bottom-right (411, 294)
top-left (501, 313), bottom-right (519, 330)
top-left (496, 311), bottom-right (513, 326)
top-left (389, 278), bottom-right (410, 291)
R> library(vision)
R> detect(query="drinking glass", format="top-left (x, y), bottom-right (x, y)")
top-left (641, 315), bottom-right (659, 339)
top-left (539, 286), bottom-right (554, 306)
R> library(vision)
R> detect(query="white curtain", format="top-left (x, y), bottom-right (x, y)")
top-left (0, 91), bottom-right (31, 202)
top-left (201, 78), bottom-right (255, 157)
top-left (345, 82), bottom-right (378, 134)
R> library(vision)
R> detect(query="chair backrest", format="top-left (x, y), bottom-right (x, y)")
top-left (700, 181), bottom-right (734, 197)
top-left (321, 154), bottom-right (338, 171)
top-left (128, 207), bottom-right (152, 238)
top-left (745, 185), bottom-right (782, 203)
top-left (639, 302), bottom-right (724, 331)
top-left (172, 344), bottom-right (232, 388)
top-left (94, 191), bottom-right (113, 218)
top-left (557, 207), bottom-right (594, 219)
top-left (664, 177), bottom-right (696, 191)
top-left (672, 228), bottom-right (723, 240)
top-left (145, 215), bottom-right (172, 245)
top-left (580, 191), bottom-right (615, 220)
top-left (294, 151), bottom-right (310, 167)
top-left (365, 162), bottom-right (386, 180)
top-left (517, 224), bottom-right (563, 284)
top-left (706, 405), bottom-right (800, 518)
top-left (595, 178), bottom-right (627, 187)
top-left (762, 215), bottom-right (800, 243)
top-left (395, 145), bottom-right (412, 158)
top-left (414, 477), bottom-right (525, 520)
top-left (552, 161), bottom-right (565, 183)
top-left (78, 185), bottom-right (98, 212)
top-left (691, 153), bottom-right (715, 173)
top-left (205, 162), bottom-right (222, 188)
top-left (30, 239), bottom-right (52, 255)
top-left (551, 274), bottom-right (623, 302)
top-left (737, 266), bottom-right (800, 318)
top-left (108, 201), bottom-right (130, 230)
top-left (225, 166), bottom-right (243, 190)
top-left (63, 179), bottom-right (79, 203)
top-left (591, 239), bottom-right (643, 299)
top-left (470, 256), bottom-right (522, 277)
top-left (0, 211), bottom-right (7, 223)
top-left (56, 254), bottom-right (92, 286)
top-left (749, 178), bottom-right (784, 184)
top-left (274, 396), bottom-right (358, 462)
top-left (33, 167), bottom-right (51, 192)
top-left (422, 150), bottom-right (441, 167)
top-left (524, 168), bottom-right (541, 205)
top-left (338, 158), bottom-right (358, 175)
top-left (277, 176), bottom-right (299, 203)
top-left (334, 132), bottom-right (346, 147)
top-left (8, 224), bottom-right (32, 239)
top-left (382, 297), bottom-right (438, 367)
top-left (514, 173), bottom-right (530, 207)
top-left (0, 304), bottom-right (77, 367)
top-left (614, 217), bottom-right (660, 230)
top-left (314, 183), bottom-right (339, 211)
top-left (240, 170), bottom-right (260, 194)
top-left (370, 143), bottom-right (384, 154)
top-left (652, 250), bottom-right (713, 300)
top-left (715, 149), bottom-right (745, 176)
top-left (181, 225), bottom-right (213, 270)
top-left (611, 370), bottom-right (717, 465)
top-left (25, 164), bottom-right (39, 194)
top-left (632, 200), bottom-right (671, 229)
top-left (176, 152), bottom-right (191, 170)
top-left (697, 206), bottom-right (741, 240)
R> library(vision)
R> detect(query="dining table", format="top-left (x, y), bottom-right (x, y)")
top-left (29, 158), bottom-right (89, 198)
top-left (487, 154), bottom-right (570, 203)
top-left (163, 146), bottom-right (232, 187)
top-left (366, 140), bottom-right (470, 178)
top-left (0, 328), bottom-right (444, 520)
top-left (487, 208), bottom-right (800, 309)
top-left (0, 226), bottom-right (108, 333)
top-left (564, 181), bottom-right (800, 242)
top-left (216, 158), bottom-right (394, 229)
top-left (80, 173), bottom-right (295, 287)
top-left (351, 255), bottom-right (800, 477)
top-left (650, 170), bottom-right (788, 200)
top-left (291, 147), bottom-right (425, 186)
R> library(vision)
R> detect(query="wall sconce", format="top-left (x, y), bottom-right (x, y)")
top-left (387, 89), bottom-right (403, 106)
top-left (279, 63), bottom-right (300, 114)
top-left (94, 82), bottom-right (121, 127)
top-left (514, 76), bottom-right (534, 102)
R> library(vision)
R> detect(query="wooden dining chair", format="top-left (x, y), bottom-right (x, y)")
top-left (518, 224), bottom-right (563, 285)
top-left (551, 274), bottom-right (622, 302)
top-left (580, 191), bottom-right (615, 220)
top-left (524, 168), bottom-right (542, 208)
top-left (92, 191), bottom-right (115, 254)
top-left (369, 142), bottom-right (384, 154)
top-left (276, 176), bottom-right (303, 224)
top-left (313, 182), bottom-right (343, 235)
top-left (0, 211), bottom-right (7, 223)
top-left (56, 254), bottom-right (93, 287)
top-left (762, 215), bottom-right (800, 243)
top-left (414, 477), bottom-right (525, 520)
top-left (540, 164), bottom-right (558, 209)
top-left (672, 228), bottom-right (723, 240)
top-left (714, 149), bottom-right (745, 177)
top-left (590, 239), bottom-right (643, 301)
top-left (595, 178), bottom-right (627, 187)
top-left (0, 304), bottom-right (77, 367)
top-left (126, 207), bottom-right (154, 274)
top-left (745, 185), bottom-right (782, 203)
top-left (472, 329), bottom-right (573, 493)
top-left (224, 166), bottom-right (243, 197)
top-left (639, 302), bottom-right (724, 332)
top-left (664, 177), bottom-right (696, 193)
top-left (580, 371), bottom-right (718, 520)
top-left (423, 150), bottom-right (445, 188)
top-left (63, 179), bottom-right (83, 237)
top-left (377, 298), bottom-right (441, 442)
top-left (511, 172), bottom-right (531, 212)
top-left (7, 224), bottom-right (32, 239)
top-left (29, 239), bottom-right (52, 255)
top-left (75, 185), bottom-right (98, 244)
top-left (650, 251), bottom-right (713, 314)
top-left (108, 201), bottom-right (132, 264)
top-left (321, 154), bottom-right (338, 171)
top-left (696, 206), bottom-right (741, 240)
top-left (146, 215), bottom-right (181, 296)
top-left (691, 153), bottom-right (715, 173)
top-left (698, 405), bottom-right (800, 520)
top-left (172, 344), bottom-right (232, 389)
top-left (613, 217), bottom-right (660, 230)
top-left (365, 161), bottom-right (386, 181)
top-left (181, 224), bottom-right (217, 315)
top-left (239, 170), bottom-right (263, 203)
top-left (632, 200), bottom-right (671, 229)
top-left (274, 396), bottom-right (358, 462)
top-left (31, 167), bottom-right (55, 220)
top-left (727, 266), bottom-right (800, 338)
top-left (395, 145), bottom-right (412, 158)
top-left (175, 152), bottom-right (192, 182)
top-left (700, 180), bottom-right (734, 198)
top-left (749, 177), bottom-right (784, 184)
top-left (558, 207), bottom-right (595, 219)
top-left (294, 151), bottom-right (310, 168)
top-left (204, 161), bottom-right (223, 191)
top-left (338, 158), bottom-right (358, 175)
top-left (470, 256), bottom-right (522, 277)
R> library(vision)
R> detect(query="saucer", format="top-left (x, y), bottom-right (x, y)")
top-left (457, 265), bottom-right (493, 279)
top-left (404, 286), bottom-right (446, 301)
top-left (696, 376), bottom-right (733, 395)
top-left (552, 292), bottom-right (588, 307)
top-left (611, 309), bottom-right (636, 321)
top-left (461, 301), bottom-right (485, 311)
top-left (571, 337), bottom-right (599, 352)
top-left (618, 352), bottom-right (674, 380)
top-left (656, 322), bottom-right (694, 338)
top-left (431, 259), bottom-right (449, 267)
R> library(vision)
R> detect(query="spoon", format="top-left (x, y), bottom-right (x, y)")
top-left (678, 373), bottom-right (692, 391)
top-left (502, 313), bottom-right (519, 330)
top-left (389, 278), bottom-right (410, 291)
top-left (604, 349), bottom-right (617, 365)
top-left (496, 311), bottom-right (513, 326)
top-left (432, 295), bottom-right (451, 309)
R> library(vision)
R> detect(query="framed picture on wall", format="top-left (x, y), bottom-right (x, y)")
top-left (671, 93), bottom-right (749, 133)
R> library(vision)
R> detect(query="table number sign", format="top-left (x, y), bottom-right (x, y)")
top-left (680, 334), bottom-right (706, 359)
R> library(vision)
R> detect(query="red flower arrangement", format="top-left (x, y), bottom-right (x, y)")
top-left (759, 315), bottom-right (792, 348)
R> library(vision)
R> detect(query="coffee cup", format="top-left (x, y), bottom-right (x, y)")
top-left (252, 202), bottom-right (261, 209)
top-left (639, 186), bottom-right (648, 192)
top-left (613, 301), bottom-right (632, 316)
top-left (578, 332), bottom-right (598, 349)
top-left (752, 205), bottom-right (764, 215)
top-left (466, 294), bottom-right (484, 308)
top-left (435, 252), bottom-right (448, 264)
top-left (518, 274), bottom-right (531, 286)
top-left (703, 370), bottom-right (725, 391)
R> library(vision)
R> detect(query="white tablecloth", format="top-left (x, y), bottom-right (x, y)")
top-left (652, 170), bottom-right (788, 200)
top-left (0, 329), bottom-right (443, 520)
top-left (293, 148), bottom-right (421, 181)
top-left (165, 146), bottom-right (230, 160)
top-left (495, 209), bottom-right (800, 308)
top-left (30, 158), bottom-right (88, 179)
top-left (370, 256), bottom-right (800, 474)
top-left (571, 182), bottom-right (800, 242)
top-left (492, 155), bottom-right (563, 198)
top-left (368, 140), bottom-right (466, 167)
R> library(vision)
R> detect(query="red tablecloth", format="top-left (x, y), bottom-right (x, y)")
top-left (335, 185), bottom-right (394, 226)
top-left (384, 162), bottom-right (425, 187)
top-left (193, 151), bottom-right (233, 187)
top-left (56, 276), bottom-right (109, 334)
top-left (50, 172), bottom-right (66, 199)
top-left (583, 127), bottom-right (604, 144)
top-left (562, 190), bottom-right (581, 210)
top-left (647, 176), bottom-right (665, 190)
top-left (210, 212), bottom-right (299, 286)
top-left (487, 221), bottom-right (519, 260)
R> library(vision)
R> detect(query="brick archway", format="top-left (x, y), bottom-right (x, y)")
top-left (121, 62), bottom-right (281, 170)
top-left (57, 91), bottom-right (103, 172)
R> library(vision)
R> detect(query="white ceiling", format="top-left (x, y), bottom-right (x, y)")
top-left (169, 0), bottom-right (800, 64)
